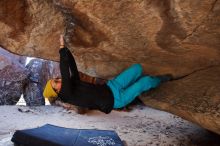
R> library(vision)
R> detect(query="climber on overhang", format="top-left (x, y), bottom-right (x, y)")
top-left (43, 35), bottom-right (172, 114)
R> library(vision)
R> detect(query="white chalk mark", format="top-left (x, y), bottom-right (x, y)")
top-left (88, 136), bottom-right (116, 146)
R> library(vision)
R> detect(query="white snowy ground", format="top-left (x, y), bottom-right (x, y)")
top-left (0, 105), bottom-right (220, 146)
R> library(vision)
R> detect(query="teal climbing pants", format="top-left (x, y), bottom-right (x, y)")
top-left (107, 64), bottom-right (161, 109)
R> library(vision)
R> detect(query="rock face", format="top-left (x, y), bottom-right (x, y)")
top-left (0, 47), bottom-right (26, 68)
top-left (0, 0), bottom-right (219, 78)
top-left (0, 48), bottom-right (29, 105)
top-left (24, 59), bottom-right (60, 106)
top-left (0, 0), bottom-right (220, 134)
top-left (24, 59), bottom-right (46, 106)
top-left (0, 47), bottom-right (61, 106)
top-left (140, 66), bottom-right (220, 134)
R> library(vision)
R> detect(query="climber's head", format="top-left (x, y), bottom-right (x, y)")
top-left (43, 77), bottom-right (62, 103)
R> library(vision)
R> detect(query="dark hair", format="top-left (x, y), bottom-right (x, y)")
top-left (54, 77), bottom-right (61, 83)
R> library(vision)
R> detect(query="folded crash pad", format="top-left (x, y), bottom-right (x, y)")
top-left (11, 124), bottom-right (123, 146)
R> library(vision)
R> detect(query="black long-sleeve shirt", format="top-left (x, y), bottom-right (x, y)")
top-left (58, 47), bottom-right (114, 114)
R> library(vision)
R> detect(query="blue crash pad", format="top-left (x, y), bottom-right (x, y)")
top-left (11, 124), bottom-right (123, 146)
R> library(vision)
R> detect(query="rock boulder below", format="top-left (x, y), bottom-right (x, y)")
top-left (140, 66), bottom-right (220, 134)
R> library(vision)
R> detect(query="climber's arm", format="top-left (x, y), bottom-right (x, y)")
top-left (59, 47), bottom-right (72, 91)
top-left (66, 48), bottom-right (80, 81)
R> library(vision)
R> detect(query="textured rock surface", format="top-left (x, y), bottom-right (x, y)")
top-left (0, 47), bottom-right (26, 68)
top-left (0, 0), bottom-right (219, 78)
top-left (140, 66), bottom-right (220, 134)
top-left (0, 0), bottom-right (220, 134)
top-left (0, 48), bottom-right (29, 105)
top-left (23, 82), bottom-right (45, 106)
top-left (24, 59), bottom-right (60, 106)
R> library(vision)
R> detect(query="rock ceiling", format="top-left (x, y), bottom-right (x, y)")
top-left (0, 0), bottom-right (220, 134)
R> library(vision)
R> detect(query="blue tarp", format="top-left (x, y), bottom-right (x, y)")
top-left (11, 124), bottom-right (123, 146)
